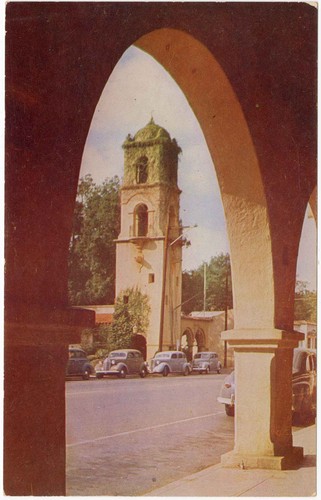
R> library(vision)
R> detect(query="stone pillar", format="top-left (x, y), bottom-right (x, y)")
top-left (221, 328), bottom-right (304, 470)
top-left (4, 307), bottom-right (95, 495)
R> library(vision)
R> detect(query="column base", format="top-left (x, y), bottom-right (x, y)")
top-left (221, 446), bottom-right (303, 470)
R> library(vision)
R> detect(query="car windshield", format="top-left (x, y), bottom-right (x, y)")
top-left (194, 353), bottom-right (210, 360)
top-left (155, 353), bottom-right (171, 359)
top-left (110, 352), bottom-right (127, 358)
top-left (292, 350), bottom-right (305, 374)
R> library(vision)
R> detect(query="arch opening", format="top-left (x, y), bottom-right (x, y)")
top-left (136, 156), bottom-right (148, 184)
top-left (181, 329), bottom-right (193, 361)
top-left (79, 28), bottom-right (275, 331)
top-left (133, 29), bottom-right (275, 330)
top-left (134, 203), bottom-right (149, 237)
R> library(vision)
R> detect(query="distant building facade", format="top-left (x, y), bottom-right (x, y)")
top-left (294, 320), bottom-right (317, 350)
top-left (181, 310), bottom-right (234, 365)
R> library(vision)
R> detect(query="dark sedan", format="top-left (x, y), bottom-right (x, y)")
top-left (218, 348), bottom-right (316, 423)
top-left (66, 347), bottom-right (95, 380)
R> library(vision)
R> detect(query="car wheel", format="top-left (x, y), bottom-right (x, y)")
top-left (118, 368), bottom-right (127, 379)
top-left (162, 366), bottom-right (169, 377)
top-left (139, 368), bottom-right (148, 378)
top-left (225, 404), bottom-right (235, 417)
top-left (294, 397), bottom-right (315, 425)
top-left (82, 368), bottom-right (90, 380)
top-left (183, 366), bottom-right (190, 376)
top-left (217, 364), bottom-right (221, 374)
top-left (96, 373), bottom-right (104, 379)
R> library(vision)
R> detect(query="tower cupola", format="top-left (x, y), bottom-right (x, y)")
top-left (122, 118), bottom-right (181, 187)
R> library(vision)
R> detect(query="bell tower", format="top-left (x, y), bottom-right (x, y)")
top-left (115, 119), bottom-right (182, 360)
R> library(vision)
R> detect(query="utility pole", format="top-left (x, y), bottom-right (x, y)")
top-left (224, 254), bottom-right (229, 368)
top-left (203, 262), bottom-right (207, 314)
top-left (159, 213), bottom-right (170, 352)
top-left (159, 223), bottom-right (197, 352)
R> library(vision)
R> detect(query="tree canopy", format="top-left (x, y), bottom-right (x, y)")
top-left (294, 280), bottom-right (317, 322)
top-left (182, 253), bottom-right (233, 314)
top-left (110, 287), bottom-right (151, 350)
top-left (68, 174), bottom-right (120, 305)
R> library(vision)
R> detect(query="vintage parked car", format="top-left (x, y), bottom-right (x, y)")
top-left (217, 370), bottom-right (235, 416)
top-left (217, 348), bottom-right (317, 421)
top-left (96, 349), bottom-right (149, 379)
top-left (192, 352), bottom-right (222, 374)
top-left (151, 351), bottom-right (192, 376)
top-left (66, 347), bottom-right (95, 380)
top-left (292, 347), bottom-right (317, 423)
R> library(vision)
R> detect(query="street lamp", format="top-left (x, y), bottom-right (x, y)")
top-left (169, 224), bottom-right (198, 247)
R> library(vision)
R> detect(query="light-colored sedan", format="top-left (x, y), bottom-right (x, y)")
top-left (96, 349), bottom-right (149, 379)
top-left (217, 371), bottom-right (235, 416)
top-left (192, 352), bottom-right (222, 374)
top-left (151, 351), bottom-right (192, 377)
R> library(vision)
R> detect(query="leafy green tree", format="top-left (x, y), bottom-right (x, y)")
top-left (181, 270), bottom-right (204, 313)
top-left (68, 174), bottom-right (121, 305)
top-left (294, 280), bottom-right (317, 322)
top-left (110, 287), bottom-right (150, 349)
top-left (182, 253), bottom-right (233, 314)
top-left (205, 253), bottom-right (233, 311)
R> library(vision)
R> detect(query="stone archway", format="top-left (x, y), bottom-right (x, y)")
top-left (132, 334), bottom-right (147, 360)
top-left (134, 28), bottom-right (308, 469)
top-left (181, 328), bottom-right (194, 362)
top-left (135, 29), bottom-right (275, 330)
top-left (195, 329), bottom-right (206, 353)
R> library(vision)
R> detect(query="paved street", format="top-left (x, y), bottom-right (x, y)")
top-left (66, 373), bottom-right (234, 495)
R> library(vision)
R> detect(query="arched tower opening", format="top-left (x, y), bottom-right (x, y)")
top-left (134, 204), bottom-right (148, 237)
top-left (136, 156), bottom-right (148, 184)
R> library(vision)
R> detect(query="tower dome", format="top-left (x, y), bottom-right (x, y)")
top-left (133, 117), bottom-right (171, 143)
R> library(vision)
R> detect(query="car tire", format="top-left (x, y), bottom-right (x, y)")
top-left (217, 364), bottom-right (221, 374)
top-left (162, 366), bottom-right (169, 377)
top-left (96, 373), bottom-right (104, 379)
top-left (139, 368), bottom-right (148, 378)
top-left (294, 397), bottom-right (315, 425)
top-left (183, 366), bottom-right (190, 376)
top-left (225, 404), bottom-right (235, 417)
top-left (82, 368), bottom-right (91, 380)
top-left (118, 368), bottom-right (127, 379)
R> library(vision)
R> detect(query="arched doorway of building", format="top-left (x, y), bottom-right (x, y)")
top-left (132, 334), bottom-right (147, 360)
top-left (181, 329), bottom-right (194, 361)
top-left (195, 329), bottom-right (206, 353)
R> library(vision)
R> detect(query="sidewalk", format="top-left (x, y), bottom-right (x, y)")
top-left (146, 424), bottom-right (316, 497)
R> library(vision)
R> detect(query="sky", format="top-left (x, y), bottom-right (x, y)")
top-left (80, 45), bottom-right (316, 290)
